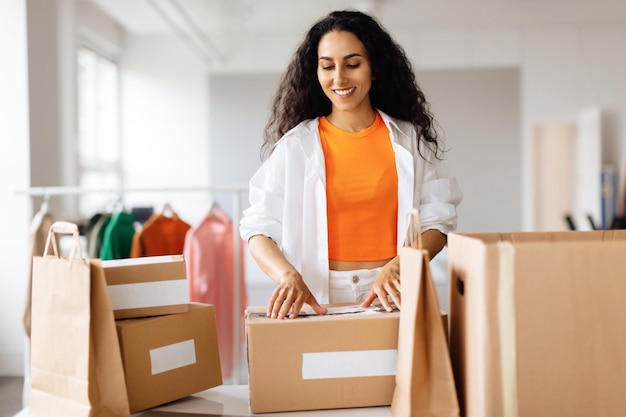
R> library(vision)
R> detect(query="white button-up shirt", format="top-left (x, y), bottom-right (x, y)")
top-left (240, 110), bottom-right (462, 303)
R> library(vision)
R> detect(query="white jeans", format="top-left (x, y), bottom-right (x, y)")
top-left (328, 267), bottom-right (382, 304)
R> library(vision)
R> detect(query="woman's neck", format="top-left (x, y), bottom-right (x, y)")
top-left (326, 107), bottom-right (377, 133)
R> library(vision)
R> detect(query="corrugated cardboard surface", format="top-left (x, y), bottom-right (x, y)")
top-left (103, 255), bottom-right (189, 319)
top-left (116, 303), bottom-right (222, 413)
top-left (448, 230), bottom-right (626, 417)
top-left (246, 304), bottom-right (400, 413)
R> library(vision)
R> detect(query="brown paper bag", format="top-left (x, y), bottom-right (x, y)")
top-left (29, 221), bottom-right (130, 417)
top-left (391, 209), bottom-right (460, 417)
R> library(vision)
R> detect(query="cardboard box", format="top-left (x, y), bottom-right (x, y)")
top-left (246, 304), bottom-right (400, 413)
top-left (116, 303), bottom-right (223, 413)
top-left (448, 230), bottom-right (626, 417)
top-left (102, 255), bottom-right (189, 319)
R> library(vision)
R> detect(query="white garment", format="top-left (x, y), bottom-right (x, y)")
top-left (240, 110), bottom-right (462, 304)
top-left (329, 268), bottom-right (381, 304)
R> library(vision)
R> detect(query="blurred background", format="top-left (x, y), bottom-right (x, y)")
top-left (2, 0), bottom-right (626, 404)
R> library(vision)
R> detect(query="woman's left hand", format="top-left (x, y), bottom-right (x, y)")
top-left (360, 257), bottom-right (401, 311)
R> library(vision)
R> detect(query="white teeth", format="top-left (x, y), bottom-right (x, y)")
top-left (335, 87), bottom-right (355, 96)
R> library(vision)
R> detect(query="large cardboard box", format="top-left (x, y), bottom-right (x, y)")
top-left (116, 303), bottom-right (222, 413)
top-left (246, 304), bottom-right (400, 413)
top-left (448, 230), bottom-right (626, 417)
top-left (102, 255), bottom-right (189, 319)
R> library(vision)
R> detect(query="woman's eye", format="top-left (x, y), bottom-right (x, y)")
top-left (346, 63), bottom-right (360, 69)
top-left (322, 66), bottom-right (334, 71)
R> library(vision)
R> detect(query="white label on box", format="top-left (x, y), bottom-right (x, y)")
top-left (101, 255), bottom-right (180, 267)
top-left (150, 339), bottom-right (196, 375)
top-left (107, 279), bottom-right (187, 310)
top-left (302, 349), bottom-right (397, 380)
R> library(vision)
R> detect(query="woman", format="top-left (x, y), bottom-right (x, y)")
top-left (240, 10), bottom-right (462, 319)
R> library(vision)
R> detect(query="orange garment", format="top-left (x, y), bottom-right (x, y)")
top-left (319, 112), bottom-right (398, 261)
top-left (130, 212), bottom-right (191, 257)
top-left (184, 207), bottom-right (247, 380)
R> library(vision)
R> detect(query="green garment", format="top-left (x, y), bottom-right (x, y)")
top-left (100, 211), bottom-right (136, 260)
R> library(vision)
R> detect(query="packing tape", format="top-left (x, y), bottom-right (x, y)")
top-left (497, 242), bottom-right (519, 417)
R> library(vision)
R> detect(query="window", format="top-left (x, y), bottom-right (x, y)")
top-left (76, 46), bottom-right (121, 216)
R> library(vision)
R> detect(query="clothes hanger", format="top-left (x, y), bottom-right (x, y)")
top-left (210, 199), bottom-right (221, 212)
top-left (113, 195), bottom-right (127, 213)
top-left (586, 214), bottom-right (598, 230)
top-left (162, 202), bottom-right (175, 217)
top-left (564, 213), bottom-right (576, 231)
top-left (206, 190), bottom-right (219, 212)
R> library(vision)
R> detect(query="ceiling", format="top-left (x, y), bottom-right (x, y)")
top-left (87, 0), bottom-right (626, 37)
top-left (86, 0), bottom-right (626, 67)
top-left (88, 0), bottom-right (391, 36)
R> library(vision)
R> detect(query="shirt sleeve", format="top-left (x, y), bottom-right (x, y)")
top-left (239, 145), bottom-right (287, 248)
top-left (418, 146), bottom-right (463, 235)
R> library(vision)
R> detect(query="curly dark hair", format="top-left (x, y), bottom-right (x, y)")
top-left (262, 9), bottom-right (441, 160)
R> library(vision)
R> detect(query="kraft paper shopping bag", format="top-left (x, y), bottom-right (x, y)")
top-left (391, 209), bottom-right (460, 417)
top-left (29, 221), bottom-right (130, 417)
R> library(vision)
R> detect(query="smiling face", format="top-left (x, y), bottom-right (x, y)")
top-left (317, 30), bottom-right (374, 119)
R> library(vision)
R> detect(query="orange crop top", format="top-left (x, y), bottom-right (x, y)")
top-left (319, 112), bottom-right (398, 261)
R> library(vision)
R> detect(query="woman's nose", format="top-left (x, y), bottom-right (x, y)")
top-left (334, 67), bottom-right (347, 83)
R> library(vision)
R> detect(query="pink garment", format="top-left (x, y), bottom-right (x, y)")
top-left (184, 207), bottom-right (247, 380)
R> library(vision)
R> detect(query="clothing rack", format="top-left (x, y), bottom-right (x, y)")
top-left (16, 184), bottom-right (249, 384)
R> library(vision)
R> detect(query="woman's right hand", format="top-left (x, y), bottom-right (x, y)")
top-left (247, 234), bottom-right (327, 319)
top-left (268, 271), bottom-right (328, 319)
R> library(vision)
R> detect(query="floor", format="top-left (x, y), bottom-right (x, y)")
top-left (0, 377), bottom-right (23, 417)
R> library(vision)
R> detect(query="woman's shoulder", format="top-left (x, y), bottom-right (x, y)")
top-left (282, 118), bottom-right (320, 140)
top-left (378, 110), bottom-right (441, 161)
top-left (272, 118), bottom-right (321, 150)
top-left (262, 117), bottom-right (322, 165)
top-left (378, 110), bottom-right (415, 138)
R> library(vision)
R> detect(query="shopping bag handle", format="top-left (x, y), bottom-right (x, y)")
top-left (404, 208), bottom-right (423, 250)
top-left (43, 221), bottom-right (84, 260)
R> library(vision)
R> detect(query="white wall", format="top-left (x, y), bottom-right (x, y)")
top-left (120, 34), bottom-right (212, 226)
top-left (26, 0), bottom-right (77, 217)
top-left (418, 68), bottom-right (522, 233)
top-left (208, 74), bottom-right (279, 199)
top-left (0, 0), bottom-right (32, 375)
